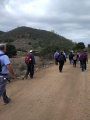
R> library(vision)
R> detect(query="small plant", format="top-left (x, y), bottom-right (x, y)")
top-left (17, 48), bottom-right (27, 52)
top-left (19, 65), bottom-right (26, 71)
top-left (6, 44), bottom-right (17, 57)
top-left (0, 38), bottom-right (14, 43)
top-left (28, 42), bottom-right (31, 45)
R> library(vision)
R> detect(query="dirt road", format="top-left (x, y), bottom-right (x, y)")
top-left (0, 60), bottom-right (90, 120)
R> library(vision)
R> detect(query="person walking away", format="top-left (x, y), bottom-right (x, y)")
top-left (58, 52), bottom-right (65, 72)
top-left (84, 50), bottom-right (88, 64)
top-left (76, 51), bottom-right (79, 63)
top-left (69, 52), bottom-right (74, 64)
top-left (73, 53), bottom-right (77, 67)
top-left (25, 50), bottom-right (35, 79)
top-left (0, 43), bottom-right (16, 104)
top-left (63, 51), bottom-right (66, 62)
top-left (54, 50), bottom-right (59, 65)
top-left (79, 51), bottom-right (87, 71)
top-left (79, 52), bottom-right (82, 68)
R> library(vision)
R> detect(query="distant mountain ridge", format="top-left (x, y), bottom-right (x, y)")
top-left (0, 26), bottom-right (76, 50)
top-left (0, 31), bottom-right (4, 35)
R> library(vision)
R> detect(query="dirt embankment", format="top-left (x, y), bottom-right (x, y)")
top-left (10, 55), bottom-right (54, 77)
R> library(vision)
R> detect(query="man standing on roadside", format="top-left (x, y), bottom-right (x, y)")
top-left (0, 43), bottom-right (16, 104)
top-left (25, 50), bottom-right (35, 79)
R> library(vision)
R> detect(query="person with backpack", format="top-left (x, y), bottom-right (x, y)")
top-left (58, 52), bottom-right (65, 72)
top-left (54, 50), bottom-right (59, 65)
top-left (84, 50), bottom-right (88, 64)
top-left (69, 51), bottom-right (74, 64)
top-left (25, 50), bottom-right (35, 79)
top-left (79, 51), bottom-right (87, 71)
top-left (79, 52), bottom-right (82, 68)
top-left (62, 51), bottom-right (66, 62)
top-left (0, 43), bottom-right (16, 104)
top-left (76, 51), bottom-right (79, 63)
top-left (73, 53), bottom-right (77, 67)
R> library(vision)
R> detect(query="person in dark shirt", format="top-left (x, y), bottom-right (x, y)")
top-left (58, 52), bottom-right (65, 72)
top-left (69, 52), bottom-right (74, 64)
top-left (80, 50), bottom-right (87, 71)
top-left (25, 50), bottom-right (35, 79)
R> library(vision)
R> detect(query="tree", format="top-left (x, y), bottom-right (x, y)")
top-left (6, 44), bottom-right (17, 57)
top-left (88, 44), bottom-right (90, 49)
top-left (75, 42), bottom-right (85, 50)
top-left (39, 45), bottom-right (61, 59)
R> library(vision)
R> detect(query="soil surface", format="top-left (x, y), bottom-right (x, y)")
top-left (0, 59), bottom-right (90, 120)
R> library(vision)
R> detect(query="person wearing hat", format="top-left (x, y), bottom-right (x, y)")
top-left (25, 50), bottom-right (35, 79)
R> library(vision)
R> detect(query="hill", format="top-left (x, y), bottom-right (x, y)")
top-left (0, 26), bottom-right (76, 51)
top-left (0, 31), bottom-right (4, 35)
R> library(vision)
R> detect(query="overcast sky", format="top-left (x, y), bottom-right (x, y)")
top-left (0, 0), bottom-right (90, 46)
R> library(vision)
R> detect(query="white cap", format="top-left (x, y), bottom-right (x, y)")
top-left (30, 50), bottom-right (33, 53)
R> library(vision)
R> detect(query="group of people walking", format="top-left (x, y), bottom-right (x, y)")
top-left (68, 50), bottom-right (88, 71)
top-left (54, 50), bottom-right (88, 72)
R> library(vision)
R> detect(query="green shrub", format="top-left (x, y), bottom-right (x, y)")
top-left (6, 44), bottom-right (17, 57)
top-left (19, 65), bottom-right (26, 71)
top-left (0, 38), bottom-right (14, 43)
top-left (28, 42), bottom-right (32, 45)
top-left (39, 45), bottom-right (61, 59)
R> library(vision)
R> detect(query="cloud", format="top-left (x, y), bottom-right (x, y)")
top-left (0, 0), bottom-right (90, 45)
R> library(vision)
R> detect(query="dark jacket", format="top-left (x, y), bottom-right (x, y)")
top-left (69, 52), bottom-right (74, 60)
top-left (58, 53), bottom-right (65, 63)
top-left (29, 54), bottom-right (35, 66)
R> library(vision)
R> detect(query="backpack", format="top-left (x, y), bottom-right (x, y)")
top-left (0, 54), bottom-right (5, 72)
top-left (25, 55), bottom-right (31, 65)
top-left (58, 54), bottom-right (64, 62)
top-left (69, 53), bottom-right (73, 59)
top-left (82, 54), bottom-right (86, 61)
top-left (80, 53), bottom-right (86, 61)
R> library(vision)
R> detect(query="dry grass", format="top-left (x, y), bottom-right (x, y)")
top-left (10, 56), bottom-right (44, 77)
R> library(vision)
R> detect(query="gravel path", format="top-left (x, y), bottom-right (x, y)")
top-left (0, 60), bottom-right (90, 120)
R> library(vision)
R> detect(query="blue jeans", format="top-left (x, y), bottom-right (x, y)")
top-left (0, 76), bottom-right (10, 103)
top-left (81, 60), bottom-right (86, 71)
top-left (70, 59), bottom-right (73, 64)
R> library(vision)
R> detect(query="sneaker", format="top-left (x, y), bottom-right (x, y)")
top-left (30, 76), bottom-right (33, 79)
top-left (4, 99), bottom-right (11, 105)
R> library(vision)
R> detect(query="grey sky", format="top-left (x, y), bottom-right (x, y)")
top-left (0, 0), bottom-right (90, 46)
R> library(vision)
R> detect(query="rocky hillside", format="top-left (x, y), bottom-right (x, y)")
top-left (0, 26), bottom-right (76, 50)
